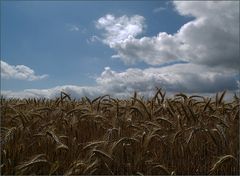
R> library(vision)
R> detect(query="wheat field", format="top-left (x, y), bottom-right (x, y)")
top-left (1, 90), bottom-right (239, 175)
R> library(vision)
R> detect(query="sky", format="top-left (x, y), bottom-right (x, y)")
top-left (1, 1), bottom-right (239, 99)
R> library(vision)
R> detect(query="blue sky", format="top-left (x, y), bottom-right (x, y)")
top-left (1, 1), bottom-right (239, 99)
top-left (1, 1), bottom-right (191, 89)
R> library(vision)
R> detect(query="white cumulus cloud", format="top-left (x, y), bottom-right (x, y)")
top-left (1, 60), bottom-right (48, 81)
top-left (96, 14), bottom-right (146, 48)
top-left (96, 64), bottom-right (238, 94)
top-left (1, 85), bottom-right (103, 99)
top-left (96, 1), bottom-right (239, 70)
top-left (2, 63), bottom-right (238, 99)
top-left (2, 1), bottom-right (239, 99)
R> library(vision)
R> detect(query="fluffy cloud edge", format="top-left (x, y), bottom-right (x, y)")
top-left (1, 63), bottom-right (239, 100)
top-left (1, 85), bottom-right (238, 102)
top-left (95, 1), bottom-right (239, 70)
top-left (1, 60), bottom-right (48, 81)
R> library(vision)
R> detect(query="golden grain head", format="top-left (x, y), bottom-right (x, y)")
top-left (1, 90), bottom-right (239, 175)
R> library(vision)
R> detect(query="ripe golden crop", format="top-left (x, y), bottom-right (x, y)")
top-left (1, 90), bottom-right (239, 175)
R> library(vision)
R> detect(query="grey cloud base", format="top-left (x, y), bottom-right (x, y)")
top-left (2, 63), bottom-right (239, 99)
top-left (1, 61), bottom-right (48, 81)
top-left (1, 1), bottom-right (239, 99)
top-left (96, 1), bottom-right (239, 70)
